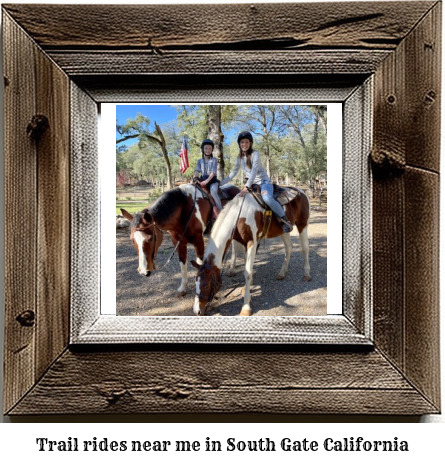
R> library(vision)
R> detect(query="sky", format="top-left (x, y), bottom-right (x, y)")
top-left (116, 104), bottom-right (177, 127)
top-left (116, 104), bottom-right (178, 147)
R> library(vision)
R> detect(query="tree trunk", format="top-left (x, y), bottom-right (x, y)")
top-left (155, 122), bottom-right (173, 189)
top-left (208, 105), bottom-right (225, 179)
top-left (264, 142), bottom-right (271, 177)
top-left (313, 113), bottom-right (320, 147)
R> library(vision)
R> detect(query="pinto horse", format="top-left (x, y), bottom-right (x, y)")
top-left (191, 188), bottom-right (311, 315)
top-left (121, 183), bottom-right (240, 296)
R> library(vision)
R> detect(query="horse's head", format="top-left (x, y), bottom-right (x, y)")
top-left (191, 258), bottom-right (222, 315)
top-left (121, 208), bottom-right (164, 277)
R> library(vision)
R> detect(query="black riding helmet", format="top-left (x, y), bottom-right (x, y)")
top-left (237, 131), bottom-right (253, 145)
top-left (201, 139), bottom-right (214, 155)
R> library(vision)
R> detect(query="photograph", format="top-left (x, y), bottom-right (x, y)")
top-left (114, 104), bottom-right (330, 317)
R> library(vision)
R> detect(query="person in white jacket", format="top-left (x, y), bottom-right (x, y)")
top-left (220, 131), bottom-right (292, 233)
top-left (192, 139), bottom-right (222, 216)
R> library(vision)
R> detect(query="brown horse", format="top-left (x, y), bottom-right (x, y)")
top-left (121, 183), bottom-right (240, 296)
top-left (191, 188), bottom-right (311, 315)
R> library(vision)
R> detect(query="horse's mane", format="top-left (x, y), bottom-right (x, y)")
top-left (149, 187), bottom-right (188, 223)
top-left (212, 194), bottom-right (243, 233)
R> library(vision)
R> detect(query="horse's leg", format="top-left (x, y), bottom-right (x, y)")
top-left (176, 240), bottom-right (189, 297)
top-left (299, 226), bottom-right (312, 281)
top-left (240, 241), bottom-right (256, 316)
top-left (277, 232), bottom-right (292, 280)
top-left (226, 241), bottom-right (244, 277)
top-left (193, 234), bottom-right (205, 266)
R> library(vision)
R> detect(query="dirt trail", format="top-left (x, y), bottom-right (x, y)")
top-left (116, 209), bottom-right (327, 317)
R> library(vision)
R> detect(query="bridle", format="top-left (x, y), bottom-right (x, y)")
top-left (133, 218), bottom-right (162, 248)
top-left (131, 213), bottom-right (163, 268)
top-left (195, 267), bottom-right (222, 313)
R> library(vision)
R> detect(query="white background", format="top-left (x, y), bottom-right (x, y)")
top-left (0, 0), bottom-right (444, 463)
top-left (103, 102), bottom-right (342, 314)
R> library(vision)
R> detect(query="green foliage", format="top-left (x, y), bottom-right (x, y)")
top-left (116, 105), bottom-right (327, 186)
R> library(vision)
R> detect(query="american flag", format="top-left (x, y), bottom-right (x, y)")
top-left (179, 137), bottom-right (189, 173)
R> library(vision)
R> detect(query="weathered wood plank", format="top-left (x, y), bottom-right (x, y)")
top-left (76, 75), bottom-right (363, 103)
top-left (343, 80), bottom-right (372, 335)
top-left (372, 44), bottom-right (406, 369)
top-left (8, 349), bottom-right (438, 415)
top-left (404, 2), bottom-right (441, 172)
top-left (70, 83), bottom-right (99, 339)
top-left (35, 42), bottom-right (71, 379)
top-left (371, 3), bottom-right (441, 411)
top-left (404, 168), bottom-right (440, 409)
top-left (3, 12), bottom-right (37, 414)
top-left (47, 50), bottom-right (390, 76)
top-left (3, 2), bottom-right (436, 50)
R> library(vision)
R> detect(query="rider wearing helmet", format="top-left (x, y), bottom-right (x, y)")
top-left (191, 139), bottom-right (222, 216)
top-left (219, 131), bottom-right (293, 233)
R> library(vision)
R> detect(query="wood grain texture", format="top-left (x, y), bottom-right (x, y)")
top-left (35, 37), bottom-right (71, 381)
top-left (3, 11), bottom-right (72, 412)
top-left (47, 50), bottom-right (390, 76)
top-left (342, 80), bottom-right (372, 335)
top-left (2, 2), bottom-right (435, 50)
top-left (3, 12), bottom-right (38, 414)
top-left (404, 168), bottom-right (440, 407)
top-left (371, 2), bottom-right (441, 411)
top-left (8, 349), bottom-right (437, 415)
top-left (372, 175), bottom-right (405, 367)
top-left (70, 83), bottom-right (99, 337)
top-left (75, 75), bottom-right (364, 104)
top-left (404, 3), bottom-right (441, 172)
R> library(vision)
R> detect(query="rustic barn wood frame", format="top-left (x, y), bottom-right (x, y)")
top-left (3, 2), bottom-right (441, 415)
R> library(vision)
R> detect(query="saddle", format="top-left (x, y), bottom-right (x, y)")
top-left (249, 184), bottom-right (300, 209)
top-left (194, 183), bottom-right (231, 204)
top-left (248, 184), bottom-right (300, 243)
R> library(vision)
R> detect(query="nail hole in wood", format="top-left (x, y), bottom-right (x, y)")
top-left (425, 90), bottom-right (436, 105)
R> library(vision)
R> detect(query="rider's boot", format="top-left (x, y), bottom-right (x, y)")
top-left (280, 216), bottom-right (293, 233)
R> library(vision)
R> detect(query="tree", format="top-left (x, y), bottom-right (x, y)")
top-left (208, 105), bottom-right (225, 178)
top-left (278, 105), bottom-right (327, 184)
top-left (176, 105), bottom-right (239, 179)
top-left (116, 113), bottom-right (174, 189)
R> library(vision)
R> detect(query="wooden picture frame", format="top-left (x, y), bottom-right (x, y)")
top-left (3, 2), bottom-right (440, 415)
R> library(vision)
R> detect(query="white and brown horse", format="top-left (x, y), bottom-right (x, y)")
top-left (121, 183), bottom-right (240, 296)
top-left (191, 189), bottom-right (311, 315)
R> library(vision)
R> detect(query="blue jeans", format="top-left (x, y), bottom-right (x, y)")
top-left (260, 182), bottom-right (285, 217)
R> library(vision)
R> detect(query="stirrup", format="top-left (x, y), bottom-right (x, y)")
top-left (280, 216), bottom-right (293, 233)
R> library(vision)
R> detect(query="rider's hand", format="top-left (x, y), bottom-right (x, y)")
top-left (239, 186), bottom-right (249, 197)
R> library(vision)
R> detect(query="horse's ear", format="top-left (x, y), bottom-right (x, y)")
top-left (143, 211), bottom-right (153, 223)
top-left (190, 260), bottom-right (200, 269)
top-left (121, 209), bottom-right (133, 221)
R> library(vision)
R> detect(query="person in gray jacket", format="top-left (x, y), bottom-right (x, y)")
top-left (192, 139), bottom-right (222, 216)
top-left (220, 131), bottom-right (292, 233)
